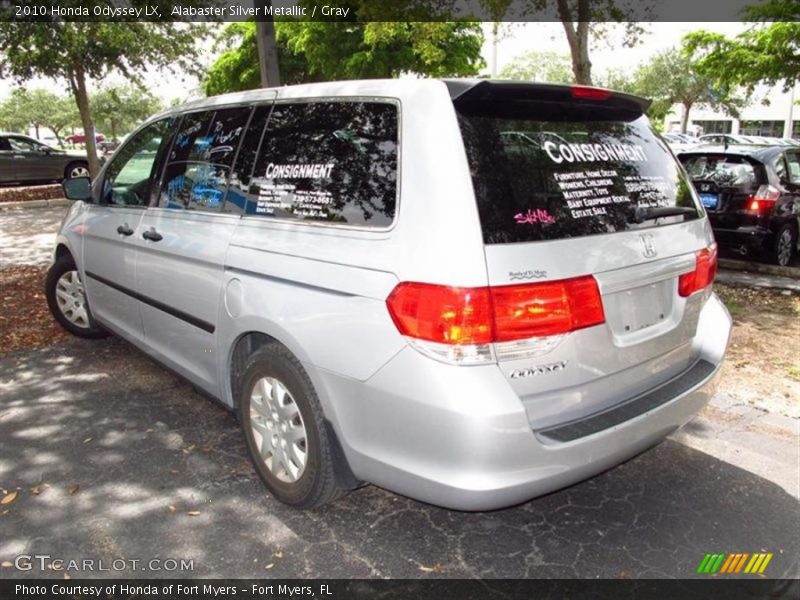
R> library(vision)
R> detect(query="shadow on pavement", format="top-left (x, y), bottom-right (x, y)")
top-left (1, 337), bottom-right (798, 579)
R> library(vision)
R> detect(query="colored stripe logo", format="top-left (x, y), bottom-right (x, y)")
top-left (697, 552), bottom-right (773, 574)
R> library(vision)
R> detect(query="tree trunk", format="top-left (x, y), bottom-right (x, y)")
top-left (69, 67), bottom-right (100, 177)
top-left (256, 16), bottom-right (281, 88)
top-left (680, 102), bottom-right (692, 134)
top-left (557, 0), bottom-right (592, 85)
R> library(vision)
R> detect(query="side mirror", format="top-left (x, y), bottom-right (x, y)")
top-left (62, 176), bottom-right (92, 201)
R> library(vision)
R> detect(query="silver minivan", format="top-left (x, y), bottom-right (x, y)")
top-left (47, 80), bottom-right (731, 510)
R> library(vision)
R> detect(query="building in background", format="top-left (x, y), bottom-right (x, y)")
top-left (664, 83), bottom-right (798, 139)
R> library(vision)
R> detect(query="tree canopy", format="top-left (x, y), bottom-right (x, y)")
top-left (205, 20), bottom-right (484, 95)
top-left (499, 50), bottom-right (573, 83)
top-left (483, 0), bottom-right (650, 84)
top-left (0, 88), bottom-right (80, 143)
top-left (684, 1), bottom-right (800, 92)
top-left (92, 85), bottom-right (163, 140)
top-left (0, 21), bottom-right (206, 175)
top-left (632, 47), bottom-right (746, 133)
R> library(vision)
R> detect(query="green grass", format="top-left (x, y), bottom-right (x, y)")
top-left (723, 298), bottom-right (743, 317)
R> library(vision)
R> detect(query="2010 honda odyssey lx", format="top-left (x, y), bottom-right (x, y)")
top-left (47, 80), bottom-right (731, 510)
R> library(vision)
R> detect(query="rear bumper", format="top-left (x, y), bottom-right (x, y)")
top-left (711, 226), bottom-right (769, 251)
top-left (315, 294), bottom-right (731, 511)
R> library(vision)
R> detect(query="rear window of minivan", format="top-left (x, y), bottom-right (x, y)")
top-left (456, 102), bottom-right (701, 244)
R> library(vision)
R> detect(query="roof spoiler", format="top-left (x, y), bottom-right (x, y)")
top-left (444, 80), bottom-right (651, 115)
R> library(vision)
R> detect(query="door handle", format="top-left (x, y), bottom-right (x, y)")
top-left (116, 224), bottom-right (134, 236)
top-left (142, 228), bottom-right (163, 242)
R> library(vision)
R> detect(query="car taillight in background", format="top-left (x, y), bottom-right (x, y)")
top-left (747, 185), bottom-right (780, 214)
top-left (386, 276), bottom-right (605, 365)
top-left (678, 245), bottom-right (718, 298)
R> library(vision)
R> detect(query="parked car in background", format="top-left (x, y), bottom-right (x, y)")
top-left (0, 132), bottom-right (89, 185)
top-left (47, 80), bottom-right (731, 510)
top-left (697, 133), bottom-right (759, 146)
top-left (678, 145), bottom-right (800, 266)
top-left (65, 132), bottom-right (106, 144)
top-left (662, 132), bottom-right (698, 153)
top-left (98, 138), bottom-right (123, 160)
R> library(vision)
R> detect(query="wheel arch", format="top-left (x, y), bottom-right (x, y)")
top-left (227, 329), bottom-right (361, 490)
top-left (54, 243), bottom-right (72, 261)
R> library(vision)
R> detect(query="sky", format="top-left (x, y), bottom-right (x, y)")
top-left (483, 21), bottom-right (747, 77)
top-left (0, 22), bottom-right (749, 105)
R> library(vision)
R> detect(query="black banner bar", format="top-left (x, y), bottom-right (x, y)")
top-left (2, 579), bottom-right (800, 600)
top-left (0, 0), bottom-right (781, 23)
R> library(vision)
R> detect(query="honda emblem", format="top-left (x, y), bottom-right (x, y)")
top-left (640, 233), bottom-right (658, 258)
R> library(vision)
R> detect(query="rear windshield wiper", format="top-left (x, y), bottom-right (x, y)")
top-left (630, 205), bottom-right (697, 224)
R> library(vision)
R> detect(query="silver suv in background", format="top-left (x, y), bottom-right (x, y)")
top-left (47, 80), bottom-right (731, 510)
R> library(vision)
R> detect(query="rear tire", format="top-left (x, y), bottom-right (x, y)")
top-left (769, 223), bottom-right (796, 267)
top-left (238, 344), bottom-right (346, 509)
top-left (45, 254), bottom-right (108, 338)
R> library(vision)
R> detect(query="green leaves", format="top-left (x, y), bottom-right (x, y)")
top-left (204, 19), bottom-right (484, 95)
top-left (92, 85), bottom-right (163, 139)
top-left (633, 47), bottom-right (746, 123)
top-left (0, 88), bottom-right (79, 142)
top-left (499, 50), bottom-right (574, 83)
top-left (684, 0), bottom-right (800, 92)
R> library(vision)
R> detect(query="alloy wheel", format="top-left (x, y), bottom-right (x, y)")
top-left (55, 270), bottom-right (90, 329)
top-left (249, 376), bottom-right (308, 483)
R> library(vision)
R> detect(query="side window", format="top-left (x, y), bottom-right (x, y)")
top-left (784, 152), bottom-right (800, 184)
top-left (158, 106), bottom-right (252, 213)
top-left (8, 137), bottom-right (39, 152)
top-left (225, 104), bottom-right (272, 214)
top-left (102, 119), bottom-right (172, 207)
top-left (244, 101), bottom-right (399, 227)
top-left (774, 154), bottom-right (788, 183)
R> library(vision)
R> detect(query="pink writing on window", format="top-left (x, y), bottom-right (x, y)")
top-left (514, 209), bottom-right (556, 225)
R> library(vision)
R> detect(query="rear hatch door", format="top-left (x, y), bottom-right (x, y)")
top-left (678, 151), bottom-right (764, 231)
top-left (452, 82), bottom-right (714, 429)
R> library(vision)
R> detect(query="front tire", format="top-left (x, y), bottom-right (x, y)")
top-left (45, 255), bottom-right (108, 338)
top-left (64, 161), bottom-right (89, 180)
top-left (769, 223), bottom-right (796, 267)
top-left (238, 344), bottom-right (345, 509)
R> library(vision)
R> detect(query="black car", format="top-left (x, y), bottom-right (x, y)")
top-left (0, 133), bottom-right (89, 185)
top-left (678, 145), bottom-right (800, 266)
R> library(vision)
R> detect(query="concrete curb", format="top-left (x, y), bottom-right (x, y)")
top-left (716, 269), bottom-right (800, 293)
top-left (0, 198), bottom-right (70, 210)
top-left (719, 257), bottom-right (800, 280)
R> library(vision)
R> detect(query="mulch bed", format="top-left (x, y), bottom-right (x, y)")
top-left (0, 266), bottom-right (67, 358)
top-left (0, 185), bottom-right (64, 204)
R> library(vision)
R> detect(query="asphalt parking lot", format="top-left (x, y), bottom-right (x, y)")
top-left (1, 205), bottom-right (798, 579)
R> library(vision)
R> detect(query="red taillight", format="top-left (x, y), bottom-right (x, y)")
top-left (491, 276), bottom-right (605, 341)
top-left (747, 185), bottom-right (779, 214)
top-left (386, 283), bottom-right (493, 345)
top-left (386, 276), bottom-right (605, 345)
top-left (679, 245), bottom-right (718, 297)
top-left (571, 86), bottom-right (612, 101)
